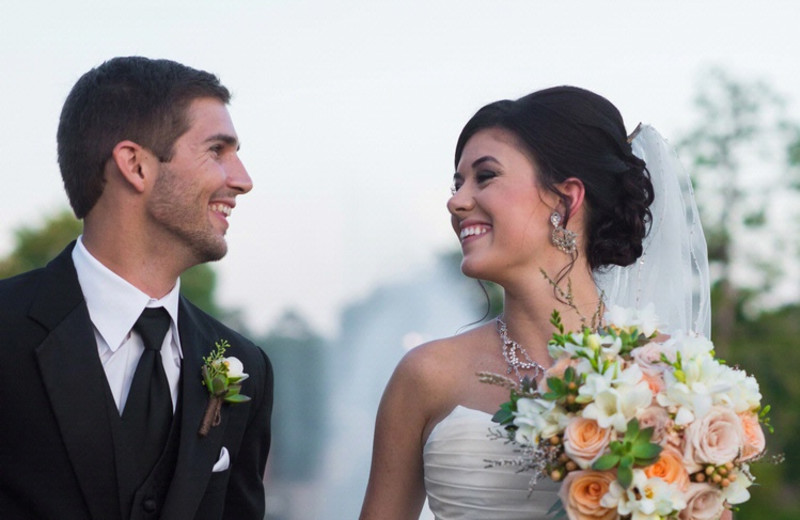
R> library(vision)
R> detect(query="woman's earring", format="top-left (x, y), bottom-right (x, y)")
top-left (550, 211), bottom-right (577, 255)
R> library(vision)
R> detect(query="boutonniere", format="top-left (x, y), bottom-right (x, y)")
top-left (199, 339), bottom-right (251, 437)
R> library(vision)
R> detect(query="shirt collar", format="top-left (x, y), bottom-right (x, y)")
top-left (72, 236), bottom-right (182, 355)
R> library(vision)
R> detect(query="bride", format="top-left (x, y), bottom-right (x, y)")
top-left (360, 86), bottom-right (720, 519)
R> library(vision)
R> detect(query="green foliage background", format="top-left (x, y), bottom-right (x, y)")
top-left (0, 210), bottom-right (223, 318)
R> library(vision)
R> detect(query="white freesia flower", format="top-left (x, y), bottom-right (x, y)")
top-left (657, 341), bottom-right (729, 425)
top-left (635, 304), bottom-right (661, 337)
top-left (586, 333), bottom-right (602, 351)
top-left (605, 303), bottom-right (661, 337)
top-left (605, 305), bottom-right (635, 328)
top-left (581, 365), bottom-right (653, 432)
top-left (671, 333), bottom-right (715, 362)
top-left (599, 334), bottom-right (624, 362)
top-left (576, 367), bottom-right (615, 404)
top-left (512, 397), bottom-right (569, 445)
top-left (656, 381), bottom-right (710, 426)
top-left (602, 469), bottom-right (686, 519)
top-left (722, 465), bottom-right (754, 505)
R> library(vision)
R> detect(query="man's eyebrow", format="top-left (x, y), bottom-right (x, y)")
top-left (205, 133), bottom-right (240, 149)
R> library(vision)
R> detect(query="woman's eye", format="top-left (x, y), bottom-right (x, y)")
top-left (476, 170), bottom-right (497, 183)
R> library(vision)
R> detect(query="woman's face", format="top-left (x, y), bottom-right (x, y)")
top-left (448, 127), bottom-right (558, 284)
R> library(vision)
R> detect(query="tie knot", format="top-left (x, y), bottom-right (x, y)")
top-left (134, 307), bottom-right (171, 352)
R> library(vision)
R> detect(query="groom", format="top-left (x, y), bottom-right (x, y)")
top-left (0, 57), bottom-right (272, 519)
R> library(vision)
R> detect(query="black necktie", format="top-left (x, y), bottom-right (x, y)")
top-left (122, 307), bottom-right (173, 484)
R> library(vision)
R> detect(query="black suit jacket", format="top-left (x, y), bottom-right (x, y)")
top-left (0, 244), bottom-right (273, 520)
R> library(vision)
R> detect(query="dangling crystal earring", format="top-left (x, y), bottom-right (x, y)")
top-left (550, 211), bottom-right (577, 255)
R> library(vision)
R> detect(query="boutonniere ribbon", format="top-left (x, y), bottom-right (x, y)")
top-left (199, 339), bottom-right (251, 437)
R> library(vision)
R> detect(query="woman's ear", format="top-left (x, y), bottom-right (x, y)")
top-left (556, 177), bottom-right (586, 220)
top-left (109, 140), bottom-right (151, 193)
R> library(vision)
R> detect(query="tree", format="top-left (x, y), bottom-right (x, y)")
top-left (679, 69), bottom-right (800, 518)
top-left (0, 210), bottom-right (83, 278)
top-left (0, 209), bottom-right (224, 318)
top-left (677, 68), bottom-right (800, 343)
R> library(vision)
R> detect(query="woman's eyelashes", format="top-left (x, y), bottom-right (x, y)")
top-left (451, 170), bottom-right (498, 194)
top-left (476, 169), bottom-right (498, 183)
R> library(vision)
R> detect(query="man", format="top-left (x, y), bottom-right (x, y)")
top-left (0, 57), bottom-right (272, 520)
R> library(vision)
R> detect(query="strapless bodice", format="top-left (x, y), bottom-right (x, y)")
top-left (423, 405), bottom-right (560, 519)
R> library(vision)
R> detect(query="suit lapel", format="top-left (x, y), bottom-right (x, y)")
top-left (161, 298), bottom-right (229, 518)
top-left (32, 244), bottom-right (121, 520)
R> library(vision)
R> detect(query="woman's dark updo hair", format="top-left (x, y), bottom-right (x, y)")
top-left (455, 86), bottom-right (654, 270)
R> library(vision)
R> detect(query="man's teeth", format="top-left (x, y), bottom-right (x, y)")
top-left (209, 203), bottom-right (231, 216)
top-left (460, 226), bottom-right (489, 239)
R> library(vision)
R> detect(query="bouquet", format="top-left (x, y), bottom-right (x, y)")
top-left (483, 305), bottom-right (771, 520)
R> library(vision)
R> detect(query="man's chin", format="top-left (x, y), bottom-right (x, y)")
top-left (190, 237), bottom-right (228, 264)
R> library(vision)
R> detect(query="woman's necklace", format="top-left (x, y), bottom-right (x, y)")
top-left (496, 317), bottom-right (545, 383)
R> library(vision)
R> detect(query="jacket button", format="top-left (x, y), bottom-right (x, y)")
top-left (143, 499), bottom-right (157, 513)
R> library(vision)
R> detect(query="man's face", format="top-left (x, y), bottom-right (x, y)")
top-left (147, 97), bottom-right (252, 265)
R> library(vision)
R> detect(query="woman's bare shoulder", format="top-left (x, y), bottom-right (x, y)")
top-left (398, 323), bottom-right (495, 374)
top-left (388, 323), bottom-right (496, 403)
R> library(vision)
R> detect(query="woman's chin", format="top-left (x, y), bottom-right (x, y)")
top-left (460, 258), bottom-right (499, 282)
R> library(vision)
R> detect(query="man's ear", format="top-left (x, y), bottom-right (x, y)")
top-left (110, 140), bottom-right (152, 193)
top-left (555, 177), bottom-right (586, 220)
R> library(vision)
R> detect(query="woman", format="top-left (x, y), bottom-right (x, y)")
top-left (360, 86), bottom-right (715, 519)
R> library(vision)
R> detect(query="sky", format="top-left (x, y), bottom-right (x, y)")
top-left (1, 0), bottom-right (798, 336)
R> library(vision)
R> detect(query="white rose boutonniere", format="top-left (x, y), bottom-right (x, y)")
top-left (199, 339), bottom-right (251, 437)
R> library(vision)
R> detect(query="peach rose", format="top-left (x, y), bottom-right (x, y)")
top-left (564, 418), bottom-right (612, 470)
top-left (678, 483), bottom-right (725, 520)
top-left (636, 406), bottom-right (672, 446)
top-left (683, 406), bottom-right (744, 472)
top-left (644, 448), bottom-right (690, 491)
top-left (641, 371), bottom-right (665, 395)
top-left (558, 470), bottom-right (617, 520)
top-left (738, 411), bottom-right (766, 461)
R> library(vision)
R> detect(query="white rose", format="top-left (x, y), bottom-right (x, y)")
top-left (223, 356), bottom-right (248, 379)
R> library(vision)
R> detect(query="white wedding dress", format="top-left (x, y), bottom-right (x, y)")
top-left (423, 405), bottom-right (560, 519)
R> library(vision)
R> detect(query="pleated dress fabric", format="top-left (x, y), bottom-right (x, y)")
top-left (423, 406), bottom-right (560, 519)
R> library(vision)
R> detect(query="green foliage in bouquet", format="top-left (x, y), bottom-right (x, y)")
top-left (592, 418), bottom-right (663, 489)
top-left (491, 376), bottom-right (535, 428)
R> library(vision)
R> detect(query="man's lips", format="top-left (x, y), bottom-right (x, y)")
top-left (209, 202), bottom-right (232, 217)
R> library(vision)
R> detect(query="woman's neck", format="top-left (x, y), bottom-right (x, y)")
top-left (498, 263), bottom-right (600, 362)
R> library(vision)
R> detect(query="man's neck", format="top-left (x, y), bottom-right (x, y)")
top-left (80, 231), bottom-right (185, 299)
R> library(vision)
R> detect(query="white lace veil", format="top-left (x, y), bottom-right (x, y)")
top-left (593, 125), bottom-right (711, 337)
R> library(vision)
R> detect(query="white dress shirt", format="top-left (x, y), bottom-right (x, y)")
top-left (72, 236), bottom-right (183, 413)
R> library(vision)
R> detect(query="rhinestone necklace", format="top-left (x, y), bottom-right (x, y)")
top-left (496, 317), bottom-right (545, 382)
